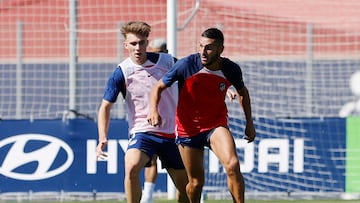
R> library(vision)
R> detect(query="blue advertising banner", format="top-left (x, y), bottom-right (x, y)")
top-left (225, 117), bottom-right (346, 192)
top-left (0, 118), bottom-right (346, 193)
top-left (0, 119), bottom-right (132, 192)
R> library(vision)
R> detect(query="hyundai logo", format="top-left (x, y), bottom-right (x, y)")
top-left (0, 134), bottom-right (74, 180)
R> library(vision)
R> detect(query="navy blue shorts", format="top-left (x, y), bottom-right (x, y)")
top-left (127, 132), bottom-right (184, 169)
top-left (175, 129), bottom-right (214, 150)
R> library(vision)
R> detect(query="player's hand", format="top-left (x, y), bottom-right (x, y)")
top-left (96, 139), bottom-right (108, 160)
top-left (244, 122), bottom-right (256, 143)
top-left (226, 88), bottom-right (237, 102)
top-left (147, 110), bottom-right (162, 127)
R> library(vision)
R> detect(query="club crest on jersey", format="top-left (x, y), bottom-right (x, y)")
top-left (219, 83), bottom-right (226, 91)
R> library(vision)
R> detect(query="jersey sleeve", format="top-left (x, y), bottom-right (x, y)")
top-left (161, 54), bottom-right (198, 87)
top-left (103, 66), bottom-right (126, 103)
top-left (161, 58), bottom-right (184, 87)
top-left (222, 59), bottom-right (245, 90)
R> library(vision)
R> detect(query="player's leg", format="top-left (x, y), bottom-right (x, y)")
top-left (209, 126), bottom-right (245, 203)
top-left (178, 144), bottom-right (205, 202)
top-left (125, 133), bottom-right (154, 203)
top-left (124, 148), bottom-right (150, 203)
top-left (167, 168), bottom-right (189, 203)
top-left (141, 155), bottom-right (158, 203)
top-left (156, 136), bottom-right (189, 203)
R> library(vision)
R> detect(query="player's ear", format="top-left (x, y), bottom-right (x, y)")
top-left (219, 44), bottom-right (224, 54)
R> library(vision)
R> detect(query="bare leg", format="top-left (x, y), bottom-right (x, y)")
top-left (167, 168), bottom-right (190, 203)
top-left (141, 156), bottom-right (158, 203)
top-left (144, 155), bottom-right (158, 182)
top-left (178, 145), bottom-right (204, 203)
top-left (210, 127), bottom-right (245, 203)
top-left (124, 148), bottom-right (150, 203)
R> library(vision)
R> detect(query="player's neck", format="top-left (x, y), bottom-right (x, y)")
top-left (206, 57), bottom-right (223, 71)
top-left (130, 55), bottom-right (147, 65)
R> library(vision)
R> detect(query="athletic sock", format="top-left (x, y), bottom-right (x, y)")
top-left (140, 182), bottom-right (155, 203)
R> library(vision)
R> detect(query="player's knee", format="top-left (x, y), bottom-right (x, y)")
top-left (223, 157), bottom-right (241, 176)
top-left (188, 177), bottom-right (204, 191)
top-left (125, 162), bottom-right (142, 179)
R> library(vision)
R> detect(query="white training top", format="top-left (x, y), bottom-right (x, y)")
top-left (119, 53), bottom-right (177, 136)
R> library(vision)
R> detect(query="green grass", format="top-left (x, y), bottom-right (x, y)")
top-left (2, 200), bottom-right (359, 203)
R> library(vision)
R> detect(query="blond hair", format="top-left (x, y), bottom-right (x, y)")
top-left (121, 21), bottom-right (151, 38)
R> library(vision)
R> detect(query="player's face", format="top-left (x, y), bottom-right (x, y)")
top-left (199, 37), bottom-right (223, 67)
top-left (124, 33), bottom-right (148, 65)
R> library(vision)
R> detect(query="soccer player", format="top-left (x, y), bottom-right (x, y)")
top-left (140, 38), bottom-right (169, 203)
top-left (96, 21), bottom-right (189, 203)
top-left (147, 28), bottom-right (256, 203)
top-left (148, 38), bottom-right (168, 53)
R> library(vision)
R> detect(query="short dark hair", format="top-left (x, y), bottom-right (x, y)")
top-left (201, 28), bottom-right (224, 45)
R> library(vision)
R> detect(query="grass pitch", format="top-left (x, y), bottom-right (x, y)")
top-left (2, 200), bottom-right (358, 203)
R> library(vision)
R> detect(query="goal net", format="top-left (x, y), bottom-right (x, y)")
top-left (1, 0), bottom-right (360, 200)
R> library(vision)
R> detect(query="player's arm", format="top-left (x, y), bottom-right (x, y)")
top-left (97, 99), bottom-right (113, 159)
top-left (147, 79), bottom-right (168, 127)
top-left (237, 86), bottom-right (256, 143)
top-left (97, 67), bottom-right (125, 159)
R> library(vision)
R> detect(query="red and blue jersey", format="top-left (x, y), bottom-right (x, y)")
top-left (162, 53), bottom-right (245, 137)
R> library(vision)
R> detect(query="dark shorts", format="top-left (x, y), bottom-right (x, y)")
top-left (175, 129), bottom-right (214, 150)
top-left (127, 132), bottom-right (184, 169)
